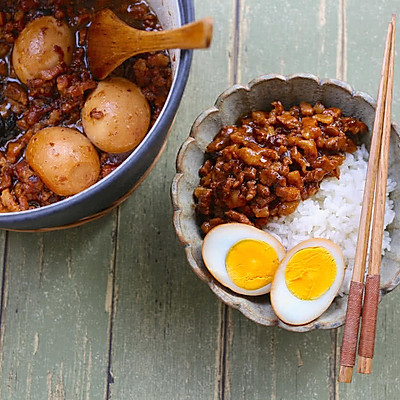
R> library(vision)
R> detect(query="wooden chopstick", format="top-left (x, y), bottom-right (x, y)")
top-left (357, 14), bottom-right (396, 375)
top-left (338, 18), bottom-right (395, 384)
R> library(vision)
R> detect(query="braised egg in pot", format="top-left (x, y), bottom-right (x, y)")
top-left (12, 16), bottom-right (74, 84)
top-left (81, 77), bottom-right (151, 154)
top-left (26, 127), bottom-right (100, 196)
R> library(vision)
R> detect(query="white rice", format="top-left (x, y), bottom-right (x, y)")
top-left (264, 145), bottom-right (396, 294)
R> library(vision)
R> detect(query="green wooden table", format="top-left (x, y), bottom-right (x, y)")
top-left (1, 1), bottom-right (400, 399)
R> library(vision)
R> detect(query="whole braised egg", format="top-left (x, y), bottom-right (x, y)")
top-left (12, 16), bottom-right (74, 84)
top-left (81, 77), bottom-right (150, 154)
top-left (202, 223), bottom-right (286, 296)
top-left (270, 238), bottom-right (345, 325)
top-left (26, 127), bottom-right (100, 196)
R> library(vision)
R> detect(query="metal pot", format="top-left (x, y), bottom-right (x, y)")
top-left (0, 0), bottom-right (194, 231)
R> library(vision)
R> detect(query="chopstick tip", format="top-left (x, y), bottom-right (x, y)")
top-left (357, 356), bottom-right (373, 374)
top-left (338, 366), bottom-right (353, 383)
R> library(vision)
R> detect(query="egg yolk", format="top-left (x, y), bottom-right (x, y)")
top-left (284, 247), bottom-right (336, 300)
top-left (225, 239), bottom-right (279, 290)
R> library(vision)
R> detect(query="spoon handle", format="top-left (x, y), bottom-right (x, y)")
top-left (132, 17), bottom-right (213, 53)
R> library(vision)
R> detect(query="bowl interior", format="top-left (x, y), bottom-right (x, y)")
top-left (173, 74), bottom-right (400, 332)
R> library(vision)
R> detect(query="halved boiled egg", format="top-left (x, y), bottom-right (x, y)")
top-left (202, 223), bottom-right (286, 296)
top-left (270, 238), bottom-right (345, 325)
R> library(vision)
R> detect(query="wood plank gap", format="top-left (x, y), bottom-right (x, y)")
top-left (0, 232), bottom-right (9, 394)
top-left (232, 0), bottom-right (241, 85)
top-left (215, 302), bottom-right (229, 400)
top-left (214, 1), bottom-right (241, 398)
top-left (332, 2), bottom-right (347, 396)
top-left (342, 0), bottom-right (347, 80)
top-left (269, 329), bottom-right (276, 400)
top-left (329, 328), bottom-right (339, 400)
top-left (0, 232), bottom-right (8, 331)
top-left (38, 235), bottom-right (44, 286)
top-left (105, 208), bottom-right (120, 400)
top-left (336, 328), bottom-right (341, 399)
top-left (336, 0), bottom-right (347, 80)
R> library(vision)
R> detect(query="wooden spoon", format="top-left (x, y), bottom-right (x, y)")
top-left (87, 8), bottom-right (213, 80)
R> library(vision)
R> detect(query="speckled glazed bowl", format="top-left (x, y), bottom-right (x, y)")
top-left (171, 73), bottom-right (400, 332)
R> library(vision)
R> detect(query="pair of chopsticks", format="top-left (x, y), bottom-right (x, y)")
top-left (338, 15), bottom-right (396, 383)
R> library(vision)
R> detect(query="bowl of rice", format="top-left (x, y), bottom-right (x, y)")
top-left (171, 73), bottom-right (400, 331)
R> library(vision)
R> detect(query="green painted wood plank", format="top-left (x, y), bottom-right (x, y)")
top-left (345, 0), bottom-right (400, 120)
top-left (338, 1), bottom-right (400, 397)
top-left (107, 0), bottom-right (236, 398)
top-left (337, 292), bottom-right (400, 399)
top-left (227, 312), bottom-right (337, 400)
top-left (226, 2), bottom-right (340, 399)
top-left (0, 215), bottom-right (116, 399)
top-left (237, 0), bottom-right (340, 84)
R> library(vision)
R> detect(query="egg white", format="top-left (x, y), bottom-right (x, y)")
top-left (202, 223), bottom-right (286, 296)
top-left (270, 238), bottom-right (345, 325)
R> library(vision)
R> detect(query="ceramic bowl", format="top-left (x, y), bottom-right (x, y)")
top-left (171, 73), bottom-right (400, 332)
top-left (0, 0), bottom-right (193, 231)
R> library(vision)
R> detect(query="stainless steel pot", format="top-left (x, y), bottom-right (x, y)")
top-left (0, 0), bottom-right (194, 230)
